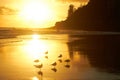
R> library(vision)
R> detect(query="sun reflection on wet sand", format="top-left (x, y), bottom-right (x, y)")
top-left (23, 34), bottom-right (70, 60)
top-left (22, 34), bottom-right (72, 80)
top-left (1, 34), bottom-right (120, 80)
top-left (1, 34), bottom-right (88, 80)
top-left (32, 76), bottom-right (39, 80)
top-left (24, 34), bottom-right (48, 60)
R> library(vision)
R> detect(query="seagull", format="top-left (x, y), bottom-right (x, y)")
top-left (51, 62), bottom-right (57, 66)
top-left (38, 71), bottom-right (43, 76)
top-left (45, 51), bottom-right (48, 54)
top-left (58, 54), bottom-right (62, 58)
top-left (51, 68), bottom-right (57, 72)
top-left (65, 64), bottom-right (70, 68)
top-left (58, 59), bottom-right (62, 63)
top-left (34, 59), bottom-right (39, 63)
top-left (64, 59), bottom-right (70, 63)
top-left (34, 64), bottom-right (43, 69)
top-left (45, 56), bottom-right (48, 59)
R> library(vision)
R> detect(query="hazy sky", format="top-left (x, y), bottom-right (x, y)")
top-left (0, 0), bottom-right (88, 28)
top-left (0, 0), bottom-right (88, 8)
top-left (57, 0), bottom-right (88, 2)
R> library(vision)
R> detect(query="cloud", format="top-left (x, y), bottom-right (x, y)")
top-left (0, 6), bottom-right (17, 15)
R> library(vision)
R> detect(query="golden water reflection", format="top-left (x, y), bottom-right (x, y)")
top-left (23, 34), bottom-right (70, 62)
top-left (32, 76), bottom-right (39, 80)
top-left (23, 34), bottom-right (74, 80)
top-left (0, 34), bottom-right (93, 80)
top-left (24, 34), bottom-right (48, 59)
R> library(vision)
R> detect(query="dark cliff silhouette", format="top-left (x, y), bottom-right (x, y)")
top-left (54, 0), bottom-right (120, 31)
top-left (67, 35), bottom-right (120, 73)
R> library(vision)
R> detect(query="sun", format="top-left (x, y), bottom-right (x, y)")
top-left (19, 1), bottom-right (54, 28)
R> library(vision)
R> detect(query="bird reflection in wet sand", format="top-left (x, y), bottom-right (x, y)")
top-left (38, 71), bottom-right (43, 76)
top-left (65, 64), bottom-right (70, 68)
top-left (58, 59), bottom-right (62, 63)
top-left (64, 59), bottom-right (70, 63)
top-left (34, 59), bottom-right (40, 63)
top-left (51, 68), bottom-right (57, 72)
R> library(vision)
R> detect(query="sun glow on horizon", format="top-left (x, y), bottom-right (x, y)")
top-left (32, 34), bottom-right (40, 39)
top-left (18, 1), bottom-right (55, 28)
top-left (0, 0), bottom-right (88, 28)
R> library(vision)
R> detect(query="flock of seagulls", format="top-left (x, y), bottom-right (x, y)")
top-left (33, 51), bottom-right (71, 76)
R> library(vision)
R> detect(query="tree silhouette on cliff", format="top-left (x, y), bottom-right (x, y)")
top-left (55, 0), bottom-right (120, 31)
top-left (68, 4), bottom-right (75, 18)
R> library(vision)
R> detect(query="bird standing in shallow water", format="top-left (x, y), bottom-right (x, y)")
top-left (58, 59), bottom-right (62, 63)
top-left (65, 64), bottom-right (70, 68)
top-left (38, 71), bottom-right (43, 76)
top-left (34, 64), bottom-right (43, 69)
top-left (58, 54), bottom-right (62, 58)
top-left (51, 62), bottom-right (57, 67)
top-left (45, 56), bottom-right (48, 59)
top-left (45, 51), bottom-right (48, 54)
top-left (34, 59), bottom-right (39, 63)
top-left (51, 68), bottom-right (57, 72)
top-left (64, 59), bottom-right (70, 63)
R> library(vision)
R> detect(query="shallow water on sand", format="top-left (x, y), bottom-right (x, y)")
top-left (0, 33), bottom-right (120, 80)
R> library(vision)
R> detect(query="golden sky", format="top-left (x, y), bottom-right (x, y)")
top-left (0, 0), bottom-right (88, 28)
